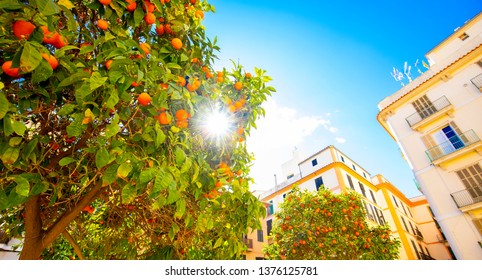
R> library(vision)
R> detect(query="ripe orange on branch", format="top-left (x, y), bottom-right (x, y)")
top-left (175, 109), bottom-right (189, 121)
top-left (144, 12), bottom-right (156, 25)
top-left (2, 61), bottom-right (20, 77)
top-left (41, 53), bottom-right (59, 70)
top-left (171, 38), bottom-right (182, 50)
top-left (234, 81), bottom-right (243, 91)
top-left (99, 0), bottom-right (111, 5)
top-left (126, 0), bottom-right (137, 12)
top-left (140, 42), bottom-right (151, 54)
top-left (97, 19), bottom-right (109, 30)
top-left (137, 92), bottom-right (151, 106)
top-left (13, 20), bottom-right (35, 39)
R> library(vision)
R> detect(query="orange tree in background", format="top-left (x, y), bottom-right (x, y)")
top-left (263, 187), bottom-right (401, 260)
top-left (0, 0), bottom-right (275, 260)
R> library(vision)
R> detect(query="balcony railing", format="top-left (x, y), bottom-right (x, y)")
top-left (450, 185), bottom-right (482, 208)
top-left (471, 73), bottom-right (482, 91)
top-left (426, 130), bottom-right (481, 162)
top-left (406, 95), bottom-right (451, 127)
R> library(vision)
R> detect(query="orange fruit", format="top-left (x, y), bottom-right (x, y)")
top-left (171, 38), bottom-right (182, 50)
top-left (13, 20), bottom-right (35, 40)
top-left (131, 81), bottom-right (140, 87)
top-left (176, 120), bottom-right (188, 128)
top-left (217, 71), bottom-right (223, 77)
top-left (215, 181), bottom-right (222, 188)
top-left (158, 112), bottom-right (170, 125)
top-left (233, 101), bottom-right (243, 110)
top-left (234, 81), bottom-right (243, 91)
top-left (177, 76), bottom-right (186, 86)
top-left (52, 35), bottom-right (68, 49)
top-left (216, 76), bottom-right (224, 83)
top-left (155, 24), bottom-right (165, 35)
top-left (144, 12), bottom-right (156, 25)
top-left (160, 83), bottom-right (168, 90)
top-left (126, 0), bottom-right (137, 12)
top-left (105, 59), bottom-right (113, 70)
top-left (99, 0), bottom-right (111, 5)
top-left (164, 24), bottom-right (173, 34)
top-left (41, 53), bottom-right (59, 70)
top-left (97, 19), bottom-right (109, 30)
top-left (245, 72), bottom-right (252, 78)
top-left (2, 61), bottom-right (20, 77)
top-left (195, 10), bottom-right (204, 19)
top-left (40, 26), bottom-right (59, 45)
top-left (140, 42), bottom-right (151, 54)
top-left (137, 92), bottom-right (151, 106)
top-left (175, 109), bottom-right (188, 121)
top-left (143, 1), bottom-right (155, 12)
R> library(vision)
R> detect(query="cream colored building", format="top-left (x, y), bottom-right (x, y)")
top-left (377, 12), bottom-right (482, 259)
top-left (244, 146), bottom-right (453, 260)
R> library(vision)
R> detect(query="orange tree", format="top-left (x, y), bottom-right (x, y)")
top-left (0, 0), bottom-right (275, 260)
top-left (263, 187), bottom-right (401, 260)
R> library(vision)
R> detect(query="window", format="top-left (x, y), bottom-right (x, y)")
top-left (412, 95), bottom-right (436, 119)
top-left (409, 221), bottom-right (416, 235)
top-left (401, 216), bottom-right (409, 232)
top-left (358, 182), bottom-right (366, 197)
top-left (315, 176), bottom-right (324, 191)
top-left (455, 163), bottom-right (482, 199)
top-left (257, 229), bottom-right (264, 242)
top-left (311, 159), bottom-right (318, 166)
top-left (267, 201), bottom-right (274, 216)
top-left (375, 208), bottom-right (386, 225)
top-left (363, 172), bottom-right (366, 178)
top-left (287, 174), bottom-right (294, 179)
top-left (410, 240), bottom-right (421, 260)
top-left (352, 164), bottom-right (356, 171)
top-left (346, 175), bottom-right (355, 190)
top-left (392, 195), bottom-right (399, 208)
top-left (255, 257), bottom-right (265, 260)
top-left (422, 122), bottom-right (469, 161)
top-left (340, 156), bottom-right (345, 162)
top-left (407, 207), bottom-right (413, 218)
top-left (369, 189), bottom-right (377, 204)
top-left (401, 203), bottom-right (408, 215)
top-left (266, 219), bottom-right (272, 236)
top-left (473, 217), bottom-right (482, 236)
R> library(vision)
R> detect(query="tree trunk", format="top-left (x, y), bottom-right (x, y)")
top-left (19, 195), bottom-right (44, 260)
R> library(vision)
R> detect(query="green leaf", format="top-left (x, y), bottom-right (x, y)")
top-left (90, 72), bottom-right (108, 91)
top-left (14, 176), bottom-right (30, 196)
top-left (31, 181), bottom-right (49, 195)
top-left (166, 63), bottom-right (181, 69)
top-left (58, 0), bottom-right (75, 9)
top-left (0, 189), bottom-right (8, 211)
top-left (1, 147), bottom-right (19, 164)
top-left (59, 157), bottom-right (76, 166)
top-left (214, 237), bottom-right (223, 248)
top-left (11, 119), bottom-right (26, 135)
top-left (35, 0), bottom-right (60, 15)
top-left (105, 90), bottom-right (119, 109)
top-left (31, 59), bottom-right (53, 83)
top-left (57, 104), bottom-right (76, 116)
top-left (133, 7), bottom-right (143, 27)
top-left (0, 93), bottom-right (8, 120)
top-left (20, 42), bottom-right (42, 73)
top-left (95, 147), bottom-right (109, 169)
top-left (175, 198), bottom-right (186, 219)
top-left (167, 190), bottom-right (180, 204)
top-left (0, 0), bottom-right (22, 10)
top-left (104, 117), bottom-right (119, 138)
top-left (9, 137), bottom-right (22, 147)
top-left (121, 183), bottom-right (136, 204)
top-left (102, 164), bottom-right (118, 186)
top-left (174, 147), bottom-right (185, 166)
top-left (117, 163), bottom-right (132, 179)
top-left (58, 72), bottom-right (90, 87)
top-left (139, 168), bottom-right (155, 184)
top-left (180, 157), bottom-right (192, 174)
top-left (22, 138), bottom-right (38, 161)
top-left (154, 124), bottom-right (166, 147)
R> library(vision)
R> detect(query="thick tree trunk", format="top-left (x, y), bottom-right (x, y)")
top-left (19, 181), bottom-right (103, 260)
top-left (19, 196), bottom-right (43, 260)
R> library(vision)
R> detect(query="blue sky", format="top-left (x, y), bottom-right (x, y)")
top-left (203, 0), bottom-right (481, 198)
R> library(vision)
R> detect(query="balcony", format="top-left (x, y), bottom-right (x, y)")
top-left (415, 228), bottom-right (424, 241)
top-left (406, 96), bottom-right (453, 130)
top-left (471, 73), bottom-right (482, 92)
top-left (450, 185), bottom-right (482, 210)
top-left (426, 130), bottom-right (482, 166)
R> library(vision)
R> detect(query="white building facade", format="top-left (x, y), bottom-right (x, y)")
top-left (377, 12), bottom-right (482, 259)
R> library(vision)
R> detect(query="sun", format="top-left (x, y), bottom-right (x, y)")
top-left (196, 103), bottom-right (234, 143)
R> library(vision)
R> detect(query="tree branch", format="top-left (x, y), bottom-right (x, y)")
top-left (62, 229), bottom-right (85, 260)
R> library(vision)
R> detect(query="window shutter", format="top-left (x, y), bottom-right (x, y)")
top-left (421, 134), bottom-right (441, 161)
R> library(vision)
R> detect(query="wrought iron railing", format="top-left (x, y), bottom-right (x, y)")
top-left (426, 130), bottom-right (481, 161)
top-left (450, 185), bottom-right (482, 208)
top-left (471, 73), bottom-right (482, 91)
top-left (406, 95), bottom-right (451, 127)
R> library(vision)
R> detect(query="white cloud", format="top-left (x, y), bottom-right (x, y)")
top-left (335, 137), bottom-right (347, 144)
top-left (246, 98), bottom-right (337, 191)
